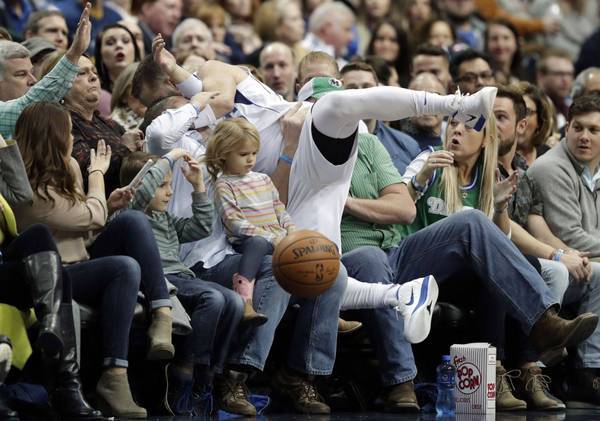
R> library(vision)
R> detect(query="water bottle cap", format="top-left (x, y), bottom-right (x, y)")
top-left (442, 355), bottom-right (451, 362)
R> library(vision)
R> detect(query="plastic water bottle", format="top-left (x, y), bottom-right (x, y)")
top-left (436, 355), bottom-right (456, 416)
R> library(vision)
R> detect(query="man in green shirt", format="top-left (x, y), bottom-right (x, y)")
top-left (0, 4), bottom-right (91, 138)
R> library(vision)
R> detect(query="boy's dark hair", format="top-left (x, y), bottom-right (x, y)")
top-left (496, 84), bottom-right (527, 121)
top-left (119, 151), bottom-right (160, 187)
top-left (567, 93), bottom-right (600, 122)
top-left (140, 95), bottom-right (187, 133)
top-left (450, 49), bottom-right (493, 80)
top-left (341, 60), bottom-right (379, 84)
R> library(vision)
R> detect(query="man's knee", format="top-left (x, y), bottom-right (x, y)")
top-left (342, 246), bottom-right (392, 282)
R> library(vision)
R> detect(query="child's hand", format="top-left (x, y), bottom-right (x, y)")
top-left (191, 91), bottom-right (220, 111)
top-left (166, 148), bottom-right (189, 162)
top-left (182, 155), bottom-right (205, 192)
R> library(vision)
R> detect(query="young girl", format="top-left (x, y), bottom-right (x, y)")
top-left (204, 118), bottom-right (296, 325)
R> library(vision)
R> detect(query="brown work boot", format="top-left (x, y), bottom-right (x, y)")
top-left (272, 367), bottom-right (330, 414)
top-left (338, 317), bottom-right (362, 335)
top-left (213, 370), bottom-right (257, 416)
top-left (496, 365), bottom-right (527, 411)
top-left (516, 366), bottom-right (565, 410)
top-left (384, 380), bottom-right (420, 413)
top-left (529, 308), bottom-right (598, 362)
top-left (233, 273), bottom-right (268, 327)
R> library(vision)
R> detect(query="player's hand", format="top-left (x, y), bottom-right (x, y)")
top-left (182, 155), bottom-right (205, 192)
top-left (121, 129), bottom-right (145, 152)
top-left (191, 91), bottom-right (220, 111)
top-left (152, 33), bottom-right (178, 76)
top-left (493, 170), bottom-right (517, 213)
top-left (65, 3), bottom-right (92, 63)
top-left (280, 102), bottom-right (308, 157)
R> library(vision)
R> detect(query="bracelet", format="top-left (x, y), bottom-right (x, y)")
top-left (552, 248), bottom-right (565, 262)
top-left (89, 169), bottom-right (104, 176)
top-left (411, 175), bottom-right (427, 193)
top-left (279, 154), bottom-right (293, 165)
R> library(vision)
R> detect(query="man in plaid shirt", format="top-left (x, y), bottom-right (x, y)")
top-left (0, 3), bottom-right (91, 138)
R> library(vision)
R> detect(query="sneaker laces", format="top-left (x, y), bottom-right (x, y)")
top-left (498, 369), bottom-right (521, 394)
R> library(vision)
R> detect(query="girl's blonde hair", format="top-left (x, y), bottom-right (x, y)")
top-left (204, 118), bottom-right (261, 180)
top-left (440, 114), bottom-right (498, 217)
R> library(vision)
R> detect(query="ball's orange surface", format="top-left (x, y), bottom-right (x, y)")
top-left (272, 230), bottom-right (340, 298)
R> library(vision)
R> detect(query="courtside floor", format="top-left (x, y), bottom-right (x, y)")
top-left (141, 410), bottom-right (600, 420)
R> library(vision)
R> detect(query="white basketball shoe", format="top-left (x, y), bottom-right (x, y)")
top-left (395, 275), bottom-right (439, 344)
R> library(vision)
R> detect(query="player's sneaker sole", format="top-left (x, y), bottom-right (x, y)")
top-left (396, 275), bottom-right (439, 344)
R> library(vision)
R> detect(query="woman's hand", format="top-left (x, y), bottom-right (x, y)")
top-left (493, 170), bottom-right (518, 212)
top-left (121, 129), bottom-right (145, 152)
top-left (181, 155), bottom-right (205, 192)
top-left (89, 139), bottom-right (111, 175)
top-left (165, 148), bottom-right (189, 162)
top-left (416, 150), bottom-right (454, 185)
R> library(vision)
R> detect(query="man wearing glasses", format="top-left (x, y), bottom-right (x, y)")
top-left (450, 49), bottom-right (495, 94)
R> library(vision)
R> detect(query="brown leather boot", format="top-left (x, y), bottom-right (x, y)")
top-left (233, 273), bottom-right (268, 327)
top-left (496, 366), bottom-right (527, 411)
top-left (516, 366), bottom-right (565, 410)
top-left (529, 307), bottom-right (598, 362)
top-left (214, 370), bottom-right (257, 416)
top-left (272, 367), bottom-right (330, 414)
top-left (338, 318), bottom-right (362, 335)
top-left (384, 380), bottom-right (420, 413)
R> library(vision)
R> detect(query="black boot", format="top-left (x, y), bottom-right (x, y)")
top-left (23, 251), bottom-right (63, 357)
top-left (50, 303), bottom-right (104, 420)
top-left (0, 336), bottom-right (18, 420)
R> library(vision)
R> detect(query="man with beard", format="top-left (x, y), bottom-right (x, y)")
top-left (536, 49), bottom-right (574, 129)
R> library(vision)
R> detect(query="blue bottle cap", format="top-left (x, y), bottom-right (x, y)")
top-left (442, 355), bottom-right (451, 362)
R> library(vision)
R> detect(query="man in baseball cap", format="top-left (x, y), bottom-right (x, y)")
top-left (21, 37), bottom-right (57, 78)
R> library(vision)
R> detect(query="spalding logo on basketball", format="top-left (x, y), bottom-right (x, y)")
top-left (272, 230), bottom-right (340, 298)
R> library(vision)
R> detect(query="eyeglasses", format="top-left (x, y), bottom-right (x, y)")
top-left (456, 71), bottom-right (495, 84)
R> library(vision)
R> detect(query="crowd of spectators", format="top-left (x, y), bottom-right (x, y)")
top-left (1, 0), bottom-right (600, 418)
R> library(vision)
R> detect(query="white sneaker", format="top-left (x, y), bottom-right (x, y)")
top-left (0, 337), bottom-right (12, 384)
top-left (395, 275), bottom-right (439, 344)
top-left (452, 86), bottom-right (498, 132)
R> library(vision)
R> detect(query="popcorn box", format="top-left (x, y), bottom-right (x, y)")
top-left (450, 343), bottom-right (496, 414)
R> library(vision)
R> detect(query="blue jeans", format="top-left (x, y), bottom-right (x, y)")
top-left (192, 253), bottom-right (347, 375)
top-left (166, 273), bottom-right (244, 372)
top-left (387, 210), bottom-right (557, 332)
top-left (90, 210), bottom-right (171, 310)
top-left (233, 236), bottom-right (274, 281)
top-left (341, 247), bottom-right (416, 386)
top-left (66, 256), bottom-right (140, 368)
top-left (565, 262), bottom-right (600, 368)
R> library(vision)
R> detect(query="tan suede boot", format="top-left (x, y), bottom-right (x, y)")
top-left (147, 311), bottom-right (175, 360)
top-left (496, 365), bottom-right (527, 411)
top-left (96, 370), bottom-right (147, 419)
top-left (337, 318), bottom-right (363, 335)
top-left (233, 273), bottom-right (268, 327)
top-left (517, 366), bottom-right (565, 410)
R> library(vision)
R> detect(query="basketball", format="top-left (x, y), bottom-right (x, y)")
top-left (272, 230), bottom-right (340, 298)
